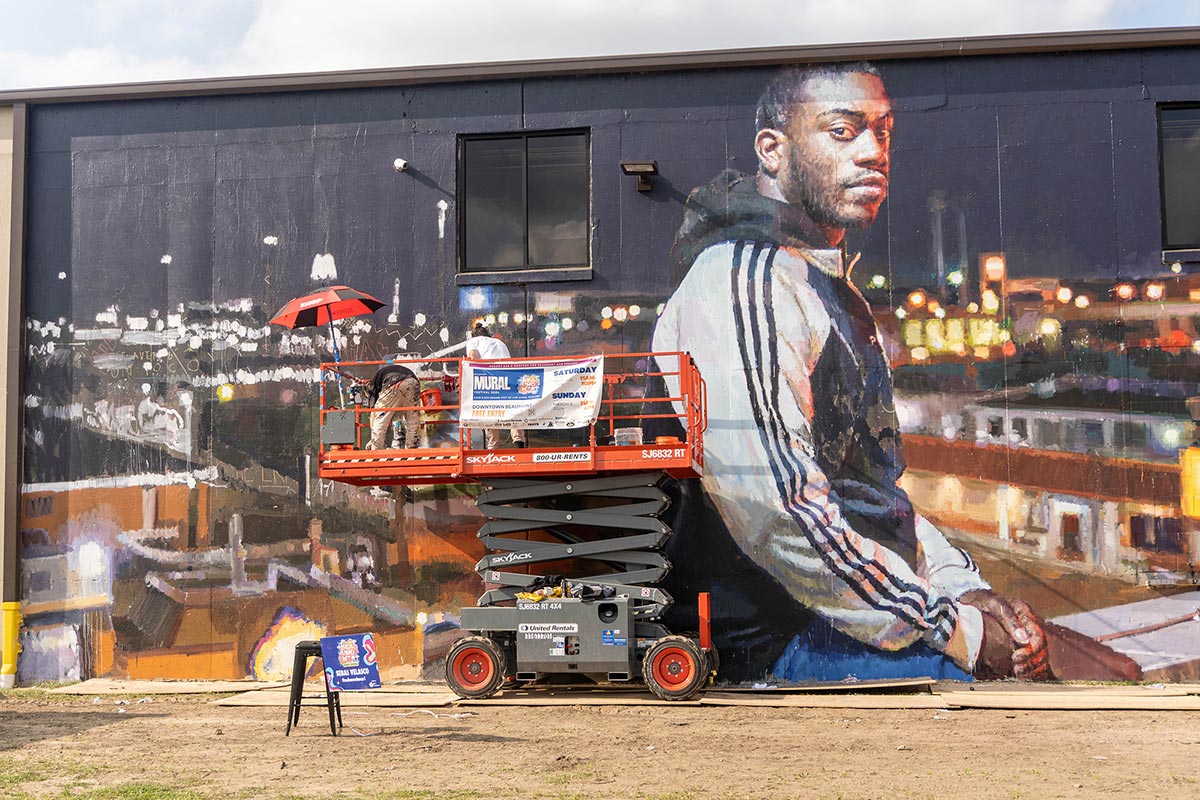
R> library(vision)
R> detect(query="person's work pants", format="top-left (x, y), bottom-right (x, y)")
top-left (367, 377), bottom-right (420, 449)
top-left (483, 426), bottom-right (526, 449)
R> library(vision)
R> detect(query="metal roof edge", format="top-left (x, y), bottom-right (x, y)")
top-left (1, 25), bottom-right (1198, 105)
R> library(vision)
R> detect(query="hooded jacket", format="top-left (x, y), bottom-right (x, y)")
top-left (652, 171), bottom-right (986, 681)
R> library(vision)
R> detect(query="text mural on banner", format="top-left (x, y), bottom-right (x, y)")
top-left (319, 633), bottom-right (382, 692)
top-left (460, 355), bottom-right (604, 429)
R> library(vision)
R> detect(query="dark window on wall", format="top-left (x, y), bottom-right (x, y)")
top-left (1159, 106), bottom-right (1200, 250)
top-left (459, 130), bottom-right (589, 273)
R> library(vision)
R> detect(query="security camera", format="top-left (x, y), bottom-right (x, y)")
top-left (393, 158), bottom-right (409, 172)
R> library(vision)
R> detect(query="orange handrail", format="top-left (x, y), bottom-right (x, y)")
top-left (317, 351), bottom-right (705, 474)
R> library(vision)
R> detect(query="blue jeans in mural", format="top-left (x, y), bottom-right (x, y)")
top-left (771, 618), bottom-right (972, 683)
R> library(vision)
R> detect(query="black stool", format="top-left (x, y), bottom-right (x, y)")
top-left (285, 640), bottom-right (342, 736)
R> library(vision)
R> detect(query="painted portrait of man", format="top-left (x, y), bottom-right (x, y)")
top-left (653, 63), bottom-right (1142, 683)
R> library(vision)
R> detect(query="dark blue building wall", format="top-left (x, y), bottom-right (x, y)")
top-left (16, 44), bottom-right (1200, 685)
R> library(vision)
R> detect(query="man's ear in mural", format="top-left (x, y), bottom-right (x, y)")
top-left (754, 127), bottom-right (787, 178)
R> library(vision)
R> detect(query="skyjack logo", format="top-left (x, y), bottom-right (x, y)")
top-left (466, 452), bottom-right (517, 465)
top-left (491, 552), bottom-right (533, 565)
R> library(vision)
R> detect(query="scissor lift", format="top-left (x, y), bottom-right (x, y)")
top-left (317, 351), bottom-right (714, 699)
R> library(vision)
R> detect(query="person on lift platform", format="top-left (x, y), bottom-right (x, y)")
top-left (464, 324), bottom-right (527, 450)
top-left (365, 356), bottom-right (421, 450)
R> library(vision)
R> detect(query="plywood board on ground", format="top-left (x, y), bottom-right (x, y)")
top-left (212, 691), bottom-right (458, 707)
top-left (50, 679), bottom-right (286, 695)
top-left (714, 677), bottom-right (935, 694)
top-left (941, 690), bottom-right (1200, 710)
top-left (458, 690), bottom-right (699, 706)
top-left (945, 681), bottom-right (1195, 695)
top-left (700, 692), bottom-right (947, 709)
top-left (257, 682), bottom-right (454, 695)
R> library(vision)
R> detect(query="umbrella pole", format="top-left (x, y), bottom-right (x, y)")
top-left (329, 317), bottom-right (346, 406)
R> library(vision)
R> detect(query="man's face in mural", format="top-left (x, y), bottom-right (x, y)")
top-left (757, 71), bottom-right (892, 243)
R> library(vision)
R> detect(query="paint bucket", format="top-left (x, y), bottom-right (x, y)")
top-left (614, 427), bottom-right (643, 446)
top-left (420, 388), bottom-right (442, 411)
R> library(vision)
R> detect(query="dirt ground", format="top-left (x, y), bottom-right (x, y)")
top-left (3, 688), bottom-right (1200, 800)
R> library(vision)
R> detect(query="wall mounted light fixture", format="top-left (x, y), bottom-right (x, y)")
top-left (620, 160), bottom-right (658, 192)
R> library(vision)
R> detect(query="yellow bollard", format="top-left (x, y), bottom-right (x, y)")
top-left (1182, 446), bottom-right (1200, 520)
top-left (1, 602), bottom-right (20, 689)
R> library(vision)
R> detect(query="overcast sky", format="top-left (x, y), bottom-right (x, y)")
top-left (1, 0), bottom-right (1198, 91)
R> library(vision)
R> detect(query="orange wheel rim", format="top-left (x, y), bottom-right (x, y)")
top-left (451, 647), bottom-right (494, 688)
top-left (651, 646), bottom-right (695, 689)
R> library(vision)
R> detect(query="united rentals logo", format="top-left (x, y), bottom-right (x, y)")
top-left (466, 452), bottom-right (517, 465)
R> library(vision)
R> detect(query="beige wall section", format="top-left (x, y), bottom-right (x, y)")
top-left (0, 106), bottom-right (15, 606)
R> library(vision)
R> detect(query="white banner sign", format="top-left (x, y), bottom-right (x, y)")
top-left (460, 355), bottom-right (604, 429)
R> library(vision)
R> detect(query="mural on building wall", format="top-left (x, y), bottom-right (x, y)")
top-left (15, 53), bottom-right (1200, 686)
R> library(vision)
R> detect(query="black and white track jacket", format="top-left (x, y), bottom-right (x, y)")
top-left (652, 173), bottom-right (985, 677)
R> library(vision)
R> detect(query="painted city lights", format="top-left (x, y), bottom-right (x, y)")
top-left (1144, 282), bottom-right (1165, 301)
top-left (868, 274), bottom-right (887, 289)
top-left (1055, 286), bottom-right (1073, 304)
top-left (947, 270), bottom-right (964, 287)
top-left (981, 290), bottom-right (1000, 314)
top-left (1115, 283), bottom-right (1136, 301)
top-left (1074, 295), bottom-right (1091, 309)
top-left (907, 290), bottom-right (926, 308)
top-left (983, 254), bottom-right (1006, 282)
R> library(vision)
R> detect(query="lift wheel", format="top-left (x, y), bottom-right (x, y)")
top-left (642, 635), bottom-right (708, 700)
top-left (445, 636), bottom-right (508, 699)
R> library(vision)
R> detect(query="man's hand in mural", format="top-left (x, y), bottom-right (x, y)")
top-left (961, 589), bottom-right (1052, 680)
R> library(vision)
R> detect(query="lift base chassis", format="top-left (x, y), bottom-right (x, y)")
top-left (463, 596), bottom-right (651, 682)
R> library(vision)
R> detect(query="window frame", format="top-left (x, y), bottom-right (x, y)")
top-left (1157, 103), bottom-right (1200, 257)
top-left (456, 128), bottom-right (592, 285)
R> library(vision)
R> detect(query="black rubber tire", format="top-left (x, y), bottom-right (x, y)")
top-left (642, 635), bottom-right (707, 700)
top-left (445, 635), bottom-right (507, 699)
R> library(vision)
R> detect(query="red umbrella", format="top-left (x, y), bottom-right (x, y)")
top-left (269, 285), bottom-right (385, 329)
top-left (270, 285), bottom-right (386, 406)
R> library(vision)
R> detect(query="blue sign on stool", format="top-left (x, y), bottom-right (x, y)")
top-left (319, 633), bottom-right (382, 691)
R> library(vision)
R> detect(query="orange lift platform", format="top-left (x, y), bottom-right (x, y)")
top-left (317, 351), bottom-right (715, 700)
top-left (316, 351), bottom-right (706, 486)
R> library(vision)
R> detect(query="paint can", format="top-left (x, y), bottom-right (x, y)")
top-left (614, 427), bottom-right (643, 446)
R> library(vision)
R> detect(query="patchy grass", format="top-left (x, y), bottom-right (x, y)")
top-left (543, 765), bottom-right (600, 785)
top-left (0, 756), bottom-right (50, 787)
top-left (274, 791), bottom-right (482, 800)
top-left (56, 786), bottom-right (205, 800)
